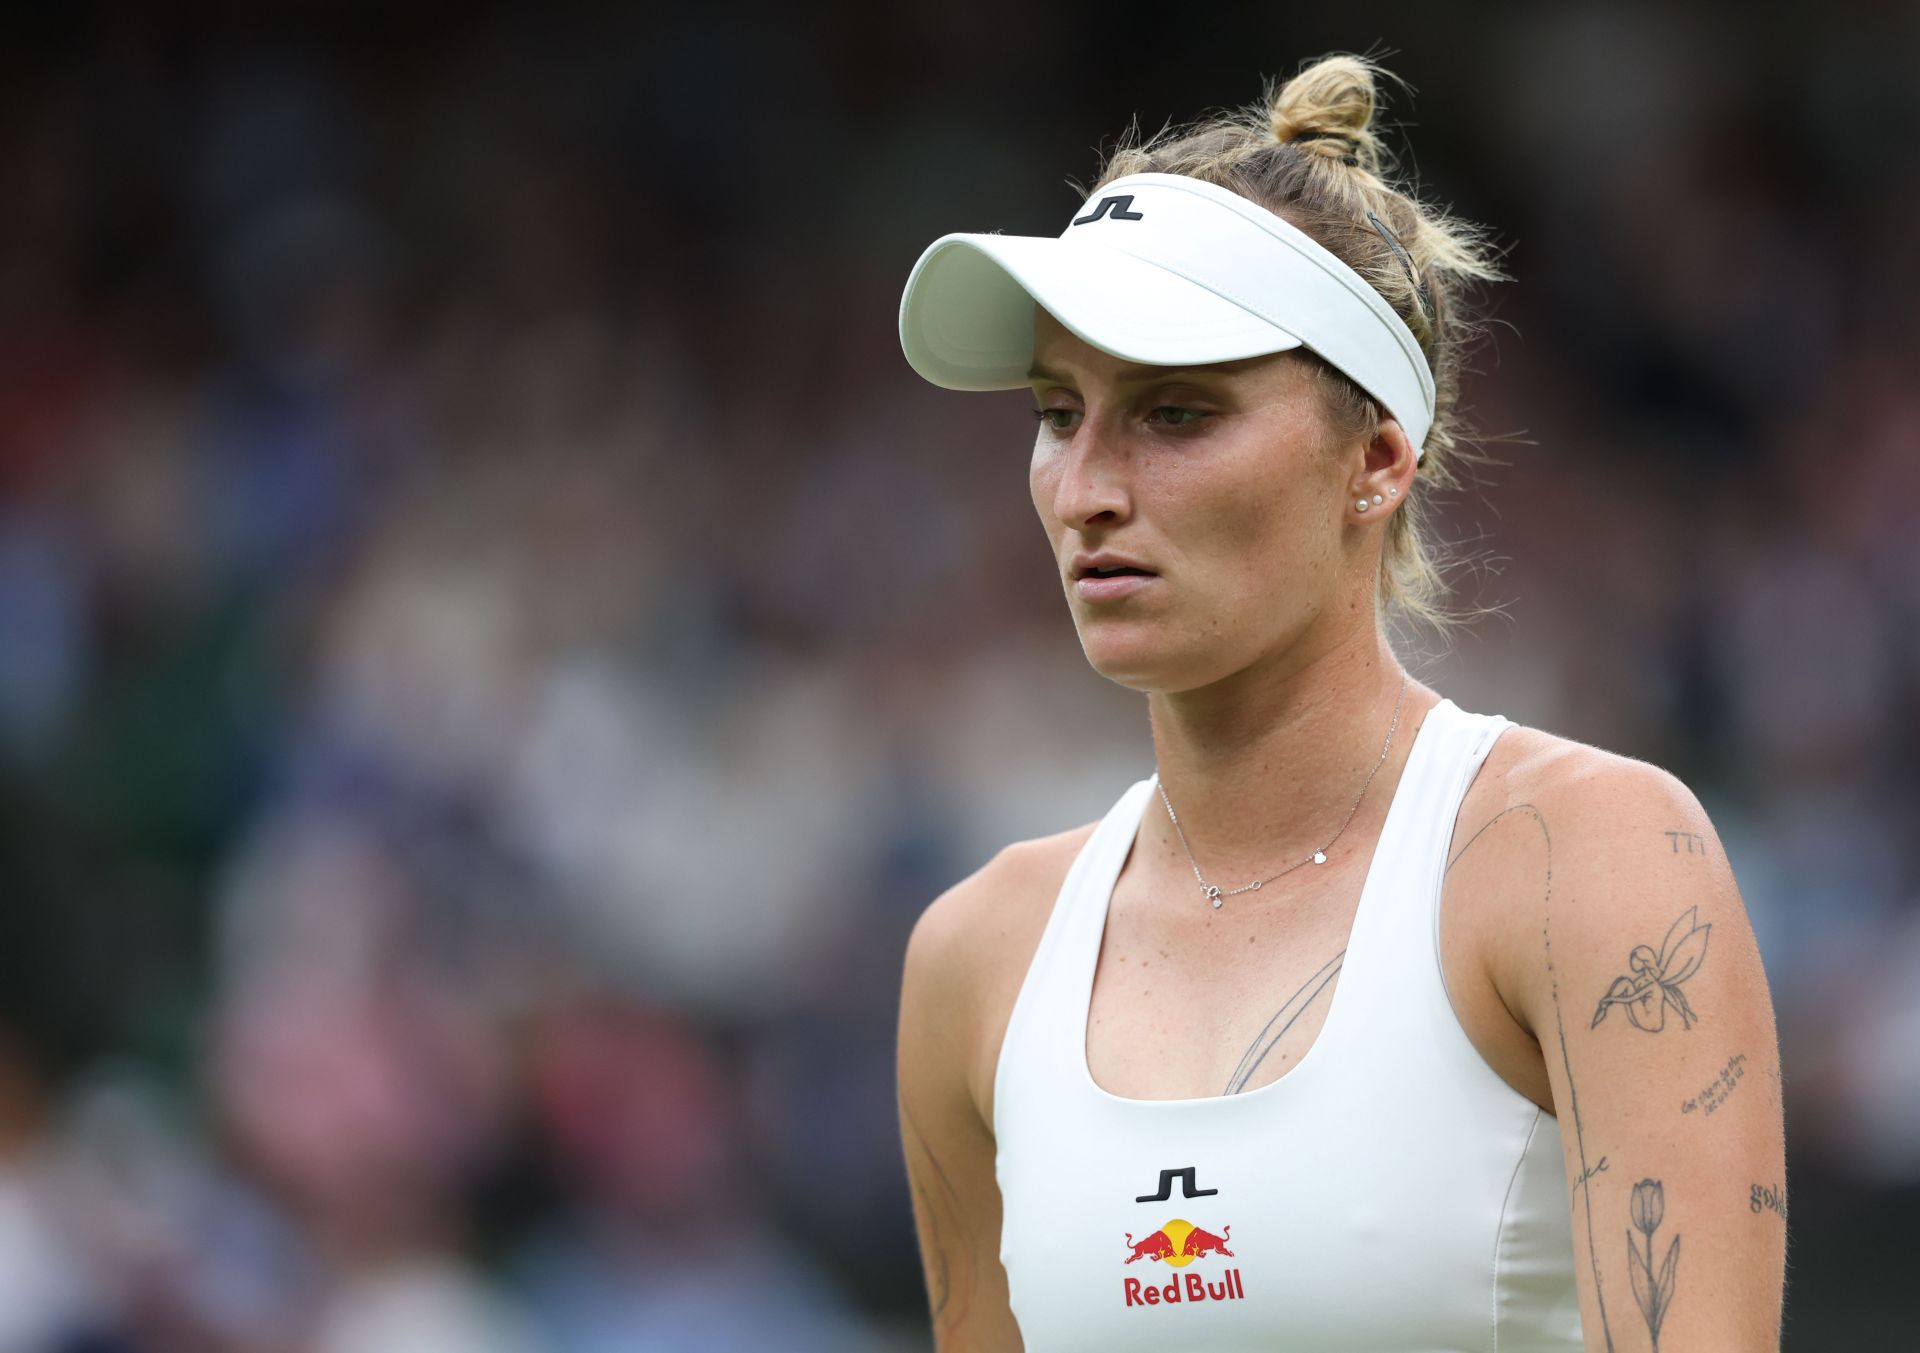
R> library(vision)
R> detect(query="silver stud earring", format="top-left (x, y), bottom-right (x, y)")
top-left (1371, 494), bottom-right (1383, 505)
top-left (1356, 498), bottom-right (1370, 512)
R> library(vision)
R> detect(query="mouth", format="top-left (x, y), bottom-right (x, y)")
top-left (1072, 566), bottom-right (1158, 604)
top-left (1078, 565), bottom-right (1155, 580)
top-left (1069, 552), bottom-right (1160, 580)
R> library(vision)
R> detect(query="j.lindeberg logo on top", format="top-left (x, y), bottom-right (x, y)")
top-left (1135, 1166), bottom-right (1217, 1202)
top-left (1071, 194), bottom-right (1146, 225)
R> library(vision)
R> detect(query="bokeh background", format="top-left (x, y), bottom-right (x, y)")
top-left (2, 1), bottom-right (1916, 1349)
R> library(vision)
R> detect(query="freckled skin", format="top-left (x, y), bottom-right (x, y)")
top-left (906, 306), bottom-right (1787, 1353)
top-left (1026, 308), bottom-right (1383, 695)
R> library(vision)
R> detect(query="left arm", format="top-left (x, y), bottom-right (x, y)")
top-left (1497, 750), bottom-right (1786, 1352)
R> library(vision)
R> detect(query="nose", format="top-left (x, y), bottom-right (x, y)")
top-left (1044, 417), bottom-right (1133, 531)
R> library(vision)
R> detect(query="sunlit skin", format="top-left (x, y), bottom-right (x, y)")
top-left (1026, 304), bottom-right (1428, 867)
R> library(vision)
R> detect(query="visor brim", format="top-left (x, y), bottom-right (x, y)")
top-left (899, 233), bottom-right (1304, 391)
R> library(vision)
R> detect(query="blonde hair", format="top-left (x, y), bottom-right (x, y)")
top-left (1088, 54), bottom-right (1505, 629)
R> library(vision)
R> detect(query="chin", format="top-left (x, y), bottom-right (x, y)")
top-left (1075, 620), bottom-right (1223, 693)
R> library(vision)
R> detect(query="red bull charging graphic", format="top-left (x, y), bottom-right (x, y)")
top-left (1120, 1218), bottom-right (1246, 1307)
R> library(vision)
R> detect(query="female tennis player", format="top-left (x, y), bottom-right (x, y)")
top-left (893, 55), bottom-right (1786, 1351)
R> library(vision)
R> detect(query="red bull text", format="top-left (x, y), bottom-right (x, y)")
top-left (1120, 1219), bottom-right (1245, 1307)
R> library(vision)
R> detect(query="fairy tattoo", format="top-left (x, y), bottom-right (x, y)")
top-left (1592, 906), bottom-right (1712, 1033)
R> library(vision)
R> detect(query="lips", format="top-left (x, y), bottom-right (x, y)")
top-left (1082, 564), bottom-right (1152, 578)
top-left (1068, 551), bottom-right (1159, 603)
top-left (1069, 552), bottom-right (1158, 581)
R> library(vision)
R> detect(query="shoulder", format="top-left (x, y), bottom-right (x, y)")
top-left (901, 820), bottom-right (1100, 1125)
top-left (1455, 720), bottom-right (1714, 865)
top-left (1447, 725), bottom-right (1786, 1345)
top-left (1448, 719), bottom-right (1739, 1028)
top-left (907, 822), bottom-right (1100, 986)
top-left (898, 826), bottom-right (1103, 1349)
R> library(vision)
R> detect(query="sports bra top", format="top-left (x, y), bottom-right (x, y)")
top-left (992, 698), bottom-right (1582, 1351)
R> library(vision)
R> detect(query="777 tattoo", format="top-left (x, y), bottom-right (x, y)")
top-left (1592, 907), bottom-right (1712, 1033)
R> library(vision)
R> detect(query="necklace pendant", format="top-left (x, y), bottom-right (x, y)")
top-left (1312, 851), bottom-right (1328, 865)
top-left (1204, 884), bottom-right (1223, 909)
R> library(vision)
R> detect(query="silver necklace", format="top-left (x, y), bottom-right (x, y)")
top-left (1157, 673), bottom-right (1409, 909)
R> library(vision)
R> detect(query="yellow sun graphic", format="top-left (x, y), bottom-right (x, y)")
top-left (1160, 1218), bottom-right (1196, 1267)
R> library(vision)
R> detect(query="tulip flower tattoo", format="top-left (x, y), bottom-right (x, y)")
top-left (1592, 907), bottom-right (1712, 1033)
top-left (1627, 1178), bottom-right (1680, 1351)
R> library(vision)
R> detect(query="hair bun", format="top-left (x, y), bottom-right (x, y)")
top-left (1269, 55), bottom-right (1387, 175)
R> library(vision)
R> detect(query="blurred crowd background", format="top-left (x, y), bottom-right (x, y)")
top-left (1, 1), bottom-right (1916, 1349)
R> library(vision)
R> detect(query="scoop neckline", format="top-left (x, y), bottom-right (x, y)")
top-left (1075, 697), bottom-right (1454, 1109)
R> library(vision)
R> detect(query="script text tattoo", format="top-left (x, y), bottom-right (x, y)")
top-left (1750, 1182), bottom-right (1787, 1220)
top-left (1680, 1052), bottom-right (1747, 1117)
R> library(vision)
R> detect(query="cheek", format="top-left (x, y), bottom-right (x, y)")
top-left (1179, 451), bottom-right (1336, 599)
top-left (1187, 455), bottom-right (1304, 554)
top-left (1029, 440), bottom-right (1061, 523)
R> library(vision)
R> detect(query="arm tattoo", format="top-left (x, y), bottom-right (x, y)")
top-left (913, 1177), bottom-right (951, 1316)
top-left (1223, 951), bottom-right (1344, 1095)
top-left (1750, 1182), bottom-right (1788, 1219)
top-left (1455, 803), bottom-right (1618, 1350)
top-left (1681, 1052), bottom-right (1749, 1116)
top-left (1663, 830), bottom-right (1708, 856)
top-left (902, 1101), bottom-right (973, 1328)
top-left (1591, 907), bottom-right (1712, 1033)
top-left (1627, 1177), bottom-right (1682, 1352)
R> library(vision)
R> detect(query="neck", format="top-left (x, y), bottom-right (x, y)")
top-left (1145, 626), bottom-right (1421, 882)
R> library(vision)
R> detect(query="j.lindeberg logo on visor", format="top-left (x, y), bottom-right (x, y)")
top-left (1071, 194), bottom-right (1146, 225)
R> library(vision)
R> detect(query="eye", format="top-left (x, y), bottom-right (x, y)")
top-left (1032, 407), bottom-right (1079, 432)
top-left (1148, 406), bottom-right (1206, 428)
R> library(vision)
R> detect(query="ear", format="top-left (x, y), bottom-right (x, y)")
top-left (1345, 416), bottom-right (1419, 523)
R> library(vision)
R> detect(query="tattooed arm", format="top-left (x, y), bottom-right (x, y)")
top-left (898, 834), bottom-right (1085, 1350)
top-left (1469, 740), bottom-right (1786, 1353)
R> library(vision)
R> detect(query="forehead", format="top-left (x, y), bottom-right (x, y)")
top-left (1027, 305), bottom-right (1286, 386)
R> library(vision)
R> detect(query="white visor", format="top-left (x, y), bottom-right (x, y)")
top-left (898, 171), bottom-right (1436, 455)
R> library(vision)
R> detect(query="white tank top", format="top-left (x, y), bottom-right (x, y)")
top-left (993, 698), bottom-right (1582, 1352)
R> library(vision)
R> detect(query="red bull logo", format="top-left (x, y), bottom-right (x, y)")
top-left (1120, 1218), bottom-right (1245, 1307)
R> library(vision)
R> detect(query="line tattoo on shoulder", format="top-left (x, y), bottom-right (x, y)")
top-left (1592, 907), bottom-right (1712, 1033)
top-left (1518, 803), bottom-right (1617, 1351)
